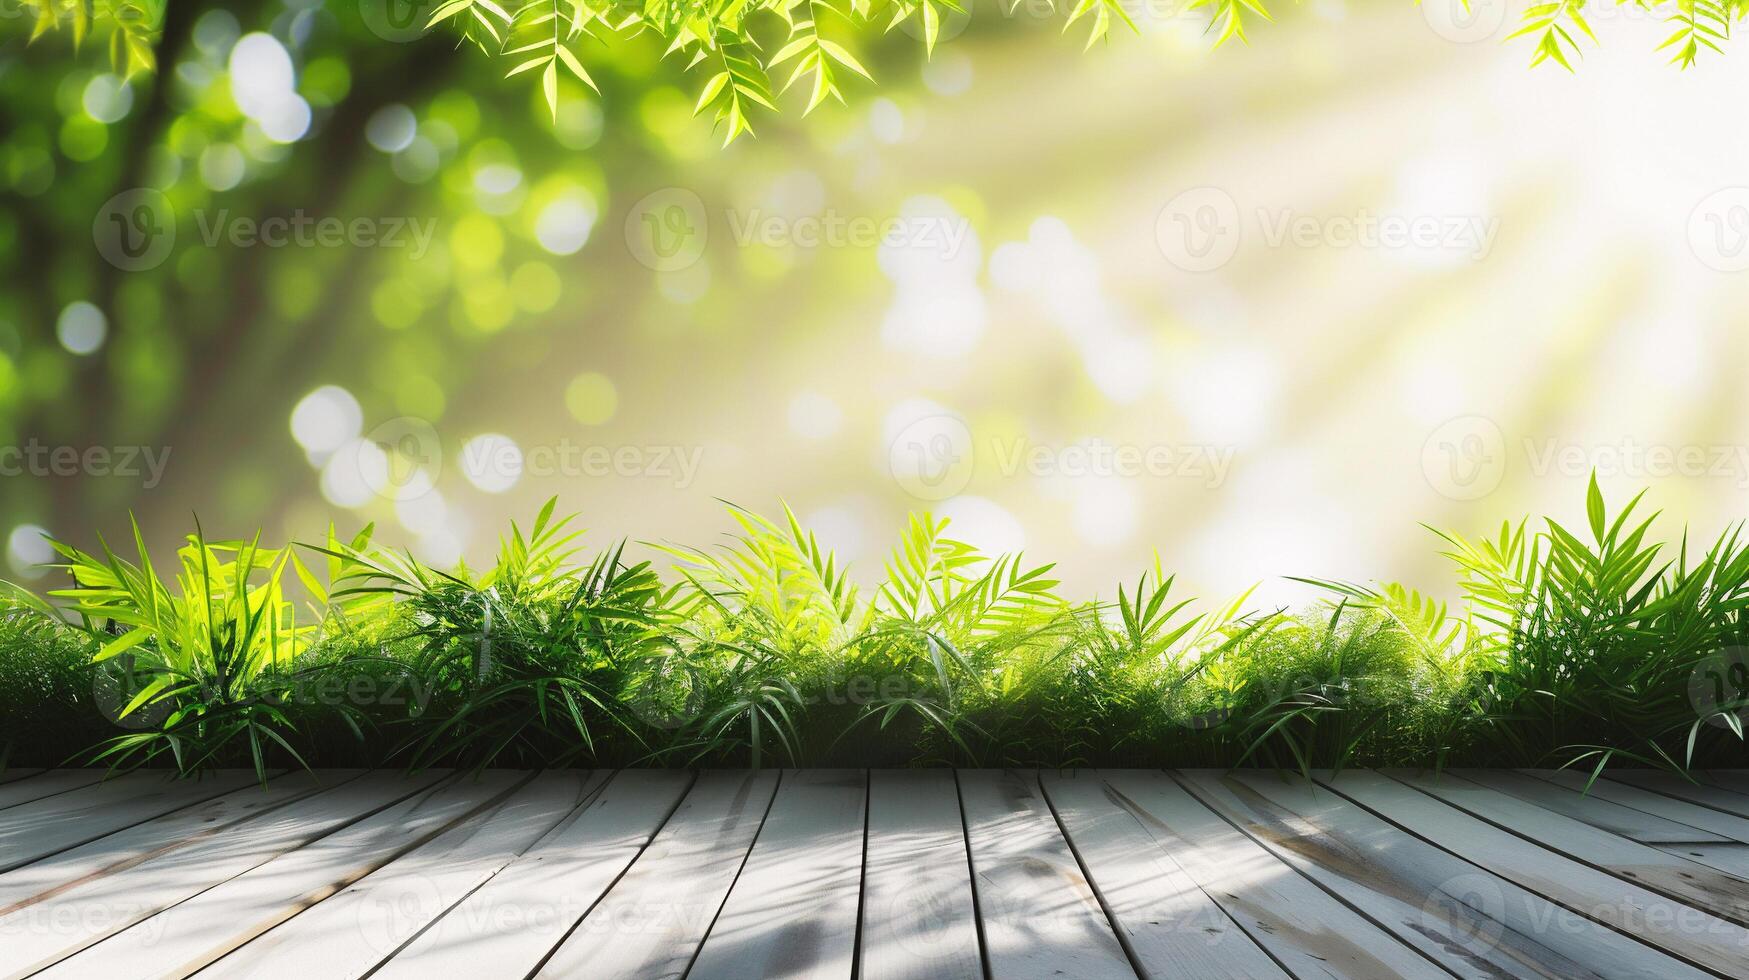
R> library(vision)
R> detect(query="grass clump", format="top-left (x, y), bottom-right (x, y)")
top-left (1, 475), bottom-right (1746, 782)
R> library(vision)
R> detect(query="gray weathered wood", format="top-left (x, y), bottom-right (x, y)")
top-left (1320, 769), bottom-right (1749, 977)
top-left (1393, 768), bottom-right (1749, 926)
top-left (858, 769), bottom-right (980, 980)
top-left (1458, 770), bottom-right (1731, 844)
top-left (1038, 770), bottom-right (1286, 979)
top-left (1525, 768), bottom-right (1749, 844)
top-left (0, 770), bottom-right (358, 915)
top-left (0, 771), bottom-right (441, 980)
top-left (1190, 769), bottom-right (1708, 980)
top-left (0, 770), bottom-right (44, 786)
top-left (1704, 771), bottom-right (1749, 797)
top-left (0, 769), bottom-right (268, 873)
top-left (0, 770), bottom-right (107, 811)
top-left (535, 769), bottom-right (779, 980)
top-left (956, 769), bottom-right (1135, 980)
top-left (35, 770), bottom-right (520, 980)
top-left (1605, 769), bottom-right (1749, 820)
top-left (373, 770), bottom-right (690, 979)
top-left (688, 770), bottom-right (866, 980)
top-left (1100, 770), bottom-right (1446, 979)
top-left (197, 772), bottom-right (591, 979)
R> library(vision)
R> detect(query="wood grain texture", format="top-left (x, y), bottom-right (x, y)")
top-left (1038, 770), bottom-right (1286, 980)
top-left (17, 768), bottom-right (1743, 980)
top-left (956, 769), bottom-right (1135, 980)
top-left (534, 769), bottom-right (780, 980)
top-left (198, 772), bottom-right (592, 980)
top-left (1393, 769), bottom-right (1749, 926)
top-left (687, 769), bottom-right (866, 980)
top-left (1321, 769), bottom-right (1749, 977)
top-left (858, 769), bottom-right (981, 980)
top-left (1524, 768), bottom-right (1749, 844)
top-left (0, 771), bottom-right (443, 980)
top-left (34, 770), bottom-right (520, 980)
top-left (1188, 769), bottom-right (1707, 980)
top-left (0, 770), bottom-right (268, 873)
top-left (1101, 770), bottom-right (1445, 980)
top-left (373, 769), bottom-right (691, 979)
top-left (0, 770), bottom-right (107, 812)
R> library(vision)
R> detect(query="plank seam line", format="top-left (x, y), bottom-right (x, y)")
top-left (1167, 770), bottom-right (1465, 980)
top-left (951, 769), bottom-right (994, 980)
top-left (11, 769), bottom-right (448, 977)
top-left (1388, 771), bottom-right (1749, 929)
top-left (0, 774), bottom-right (103, 815)
top-left (357, 770), bottom-right (620, 980)
top-left (0, 770), bottom-right (293, 876)
top-left (1035, 770), bottom-right (1145, 980)
top-left (0, 770), bottom-right (369, 920)
top-left (1080, 771), bottom-right (1294, 980)
top-left (185, 770), bottom-right (540, 980)
top-left (1314, 772), bottom-right (1735, 980)
top-left (1600, 772), bottom-right (1749, 822)
top-left (1456, 770), bottom-right (1726, 848)
top-left (522, 769), bottom-right (700, 979)
top-left (677, 768), bottom-right (784, 980)
top-left (1519, 770), bottom-right (1749, 844)
top-left (849, 768), bottom-right (870, 980)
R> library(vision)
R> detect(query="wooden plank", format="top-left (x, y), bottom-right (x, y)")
top-left (688, 770), bottom-right (866, 980)
top-left (1526, 769), bottom-right (1749, 844)
top-left (1100, 770), bottom-right (1446, 979)
top-left (1185, 769), bottom-right (1706, 980)
top-left (956, 769), bottom-right (1134, 980)
top-left (0, 770), bottom-right (107, 811)
top-left (1037, 770), bottom-right (1286, 979)
top-left (374, 770), bottom-right (692, 979)
top-left (1605, 769), bottom-right (1749, 820)
top-left (1456, 770), bottom-right (1732, 844)
top-left (1489, 770), bottom-right (1749, 879)
top-left (0, 770), bottom-right (44, 786)
top-left (1392, 769), bottom-right (1749, 926)
top-left (0, 771), bottom-right (361, 913)
top-left (1704, 771), bottom-right (1749, 797)
top-left (1318, 769), bottom-right (1749, 977)
top-left (200, 772), bottom-right (593, 979)
top-left (0, 769), bottom-right (269, 873)
top-left (858, 769), bottom-right (980, 980)
top-left (36, 770), bottom-right (523, 980)
top-left (0, 771), bottom-right (442, 979)
top-left (534, 769), bottom-right (779, 980)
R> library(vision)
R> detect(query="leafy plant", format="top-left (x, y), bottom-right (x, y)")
top-left (40, 522), bottom-right (318, 781)
top-left (1, 478), bottom-right (1747, 777)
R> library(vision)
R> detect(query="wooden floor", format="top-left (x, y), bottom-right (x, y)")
top-left (2, 769), bottom-right (1749, 979)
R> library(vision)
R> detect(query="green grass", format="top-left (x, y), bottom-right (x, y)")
top-left (3, 476), bottom-right (1748, 782)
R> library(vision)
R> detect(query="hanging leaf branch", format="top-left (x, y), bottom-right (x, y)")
top-left (10, 0), bottom-right (1749, 144)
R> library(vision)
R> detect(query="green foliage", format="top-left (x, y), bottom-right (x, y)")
top-left (2, 478), bottom-right (1748, 778)
top-left (18, 0), bottom-right (1746, 150)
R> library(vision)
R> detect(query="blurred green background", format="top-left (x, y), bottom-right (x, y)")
top-left (5, 0), bottom-right (1749, 608)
